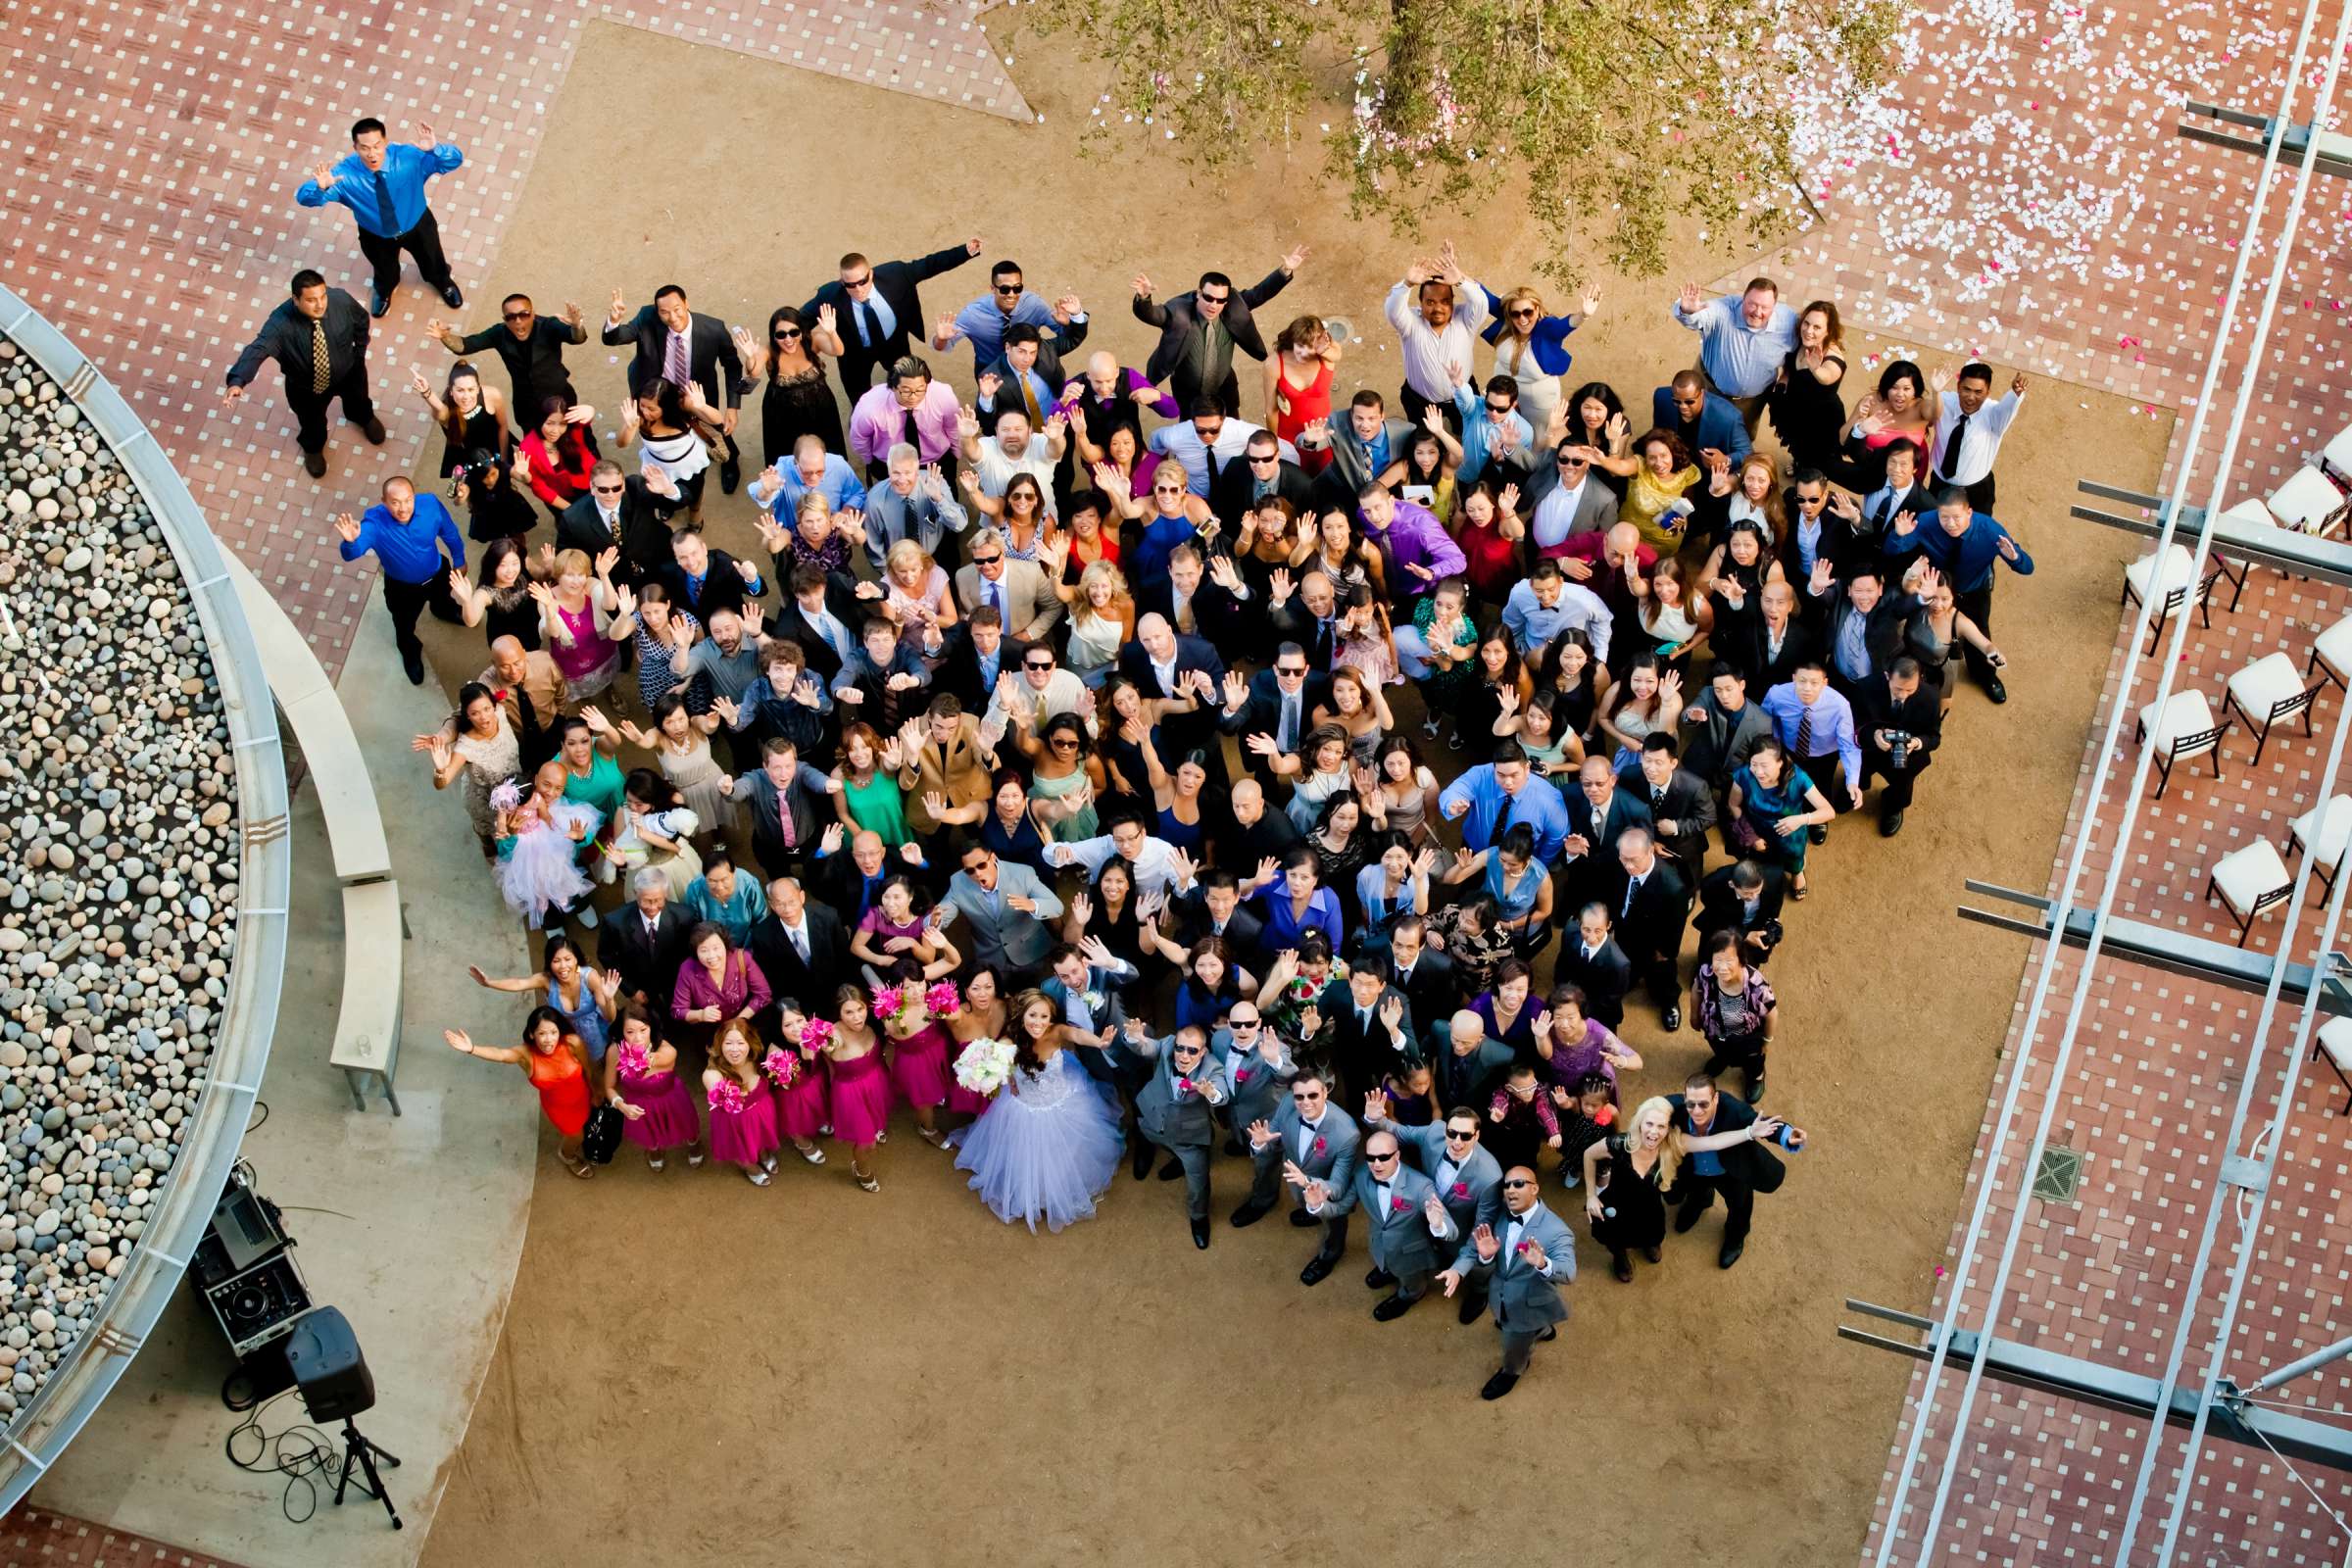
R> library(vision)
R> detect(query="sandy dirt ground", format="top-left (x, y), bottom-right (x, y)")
top-left (412, 22), bottom-right (2174, 1565)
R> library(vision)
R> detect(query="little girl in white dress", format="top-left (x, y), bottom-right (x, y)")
top-left (492, 761), bottom-right (601, 928)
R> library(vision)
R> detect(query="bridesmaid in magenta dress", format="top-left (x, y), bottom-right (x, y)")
top-left (878, 962), bottom-right (956, 1149)
top-left (822, 987), bottom-right (890, 1193)
top-left (602, 1005), bottom-right (704, 1170)
top-left (704, 1018), bottom-right (781, 1186)
top-left (944, 966), bottom-right (1008, 1120)
top-left (768, 1000), bottom-right (830, 1166)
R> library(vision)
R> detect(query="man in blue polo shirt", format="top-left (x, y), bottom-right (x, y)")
top-left (333, 476), bottom-right (466, 684)
top-left (296, 116), bottom-right (466, 318)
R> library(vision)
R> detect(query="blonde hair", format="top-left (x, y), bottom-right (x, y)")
top-left (795, 491), bottom-right (832, 527)
top-left (551, 547), bottom-right (593, 582)
top-left (1498, 286), bottom-right (1545, 339)
top-left (1078, 558), bottom-right (1132, 618)
top-left (1628, 1096), bottom-right (1686, 1193)
top-left (885, 537), bottom-right (935, 583)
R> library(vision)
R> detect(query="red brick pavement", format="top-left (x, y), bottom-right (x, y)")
top-left (0, 1505), bottom-right (247, 1567)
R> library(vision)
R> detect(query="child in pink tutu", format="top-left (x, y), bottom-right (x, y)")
top-left (492, 760), bottom-right (601, 929)
top-left (703, 1018), bottom-right (782, 1186)
top-left (820, 986), bottom-right (890, 1193)
top-left (876, 960), bottom-right (958, 1149)
top-left (943, 966), bottom-right (1007, 1121)
top-left (602, 1004), bottom-right (704, 1171)
top-left (768, 1000), bottom-right (830, 1167)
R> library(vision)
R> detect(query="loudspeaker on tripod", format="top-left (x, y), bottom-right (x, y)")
top-left (282, 1305), bottom-right (374, 1424)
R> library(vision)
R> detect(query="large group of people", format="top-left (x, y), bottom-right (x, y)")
top-left (243, 113), bottom-right (2040, 1400)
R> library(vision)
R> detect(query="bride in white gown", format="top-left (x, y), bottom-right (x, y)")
top-left (955, 989), bottom-right (1124, 1233)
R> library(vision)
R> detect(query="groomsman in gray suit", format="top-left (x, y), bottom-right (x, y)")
top-left (1212, 1004), bottom-right (1294, 1159)
top-left (1363, 1092), bottom-right (1505, 1324)
top-left (945, 844), bottom-right (1062, 982)
top-left (1128, 1023), bottom-right (1227, 1250)
top-left (1441, 1166), bottom-right (1576, 1399)
top-left (1233, 1071), bottom-right (1359, 1286)
top-left (1301, 1130), bottom-right (1457, 1321)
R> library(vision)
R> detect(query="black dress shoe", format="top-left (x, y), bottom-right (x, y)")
top-left (401, 646), bottom-right (425, 686)
top-left (719, 459), bottom-right (742, 496)
top-left (1299, 1255), bottom-right (1336, 1287)
top-left (1480, 1371), bottom-right (1520, 1401)
top-left (1288, 1206), bottom-right (1318, 1228)
top-left (1808, 823), bottom-right (1828, 845)
top-left (302, 449), bottom-right (327, 479)
top-left (440, 283), bottom-right (465, 310)
top-left (1191, 1217), bottom-right (1210, 1250)
top-left (1661, 1004), bottom-right (1682, 1033)
top-left (1881, 808), bottom-right (1905, 838)
top-left (1364, 1266), bottom-right (1396, 1289)
top-left (1131, 1142), bottom-right (1152, 1180)
top-left (1457, 1294), bottom-right (1486, 1325)
top-left (1157, 1157), bottom-right (1184, 1181)
top-left (1540, 1326), bottom-right (1557, 1342)
top-left (1612, 1252), bottom-right (1634, 1283)
top-left (1748, 1075), bottom-right (1766, 1106)
top-left (368, 288), bottom-right (390, 318)
top-left (1985, 675), bottom-right (2009, 705)
top-left (1673, 1201), bottom-right (1706, 1235)
top-left (1372, 1293), bottom-right (1416, 1321)
top-left (361, 416), bottom-right (387, 445)
top-left (1230, 1200), bottom-right (1271, 1228)
top-left (1719, 1240), bottom-right (1745, 1269)
top-left (1642, 1247), bottom-right (1661, 1264)
top-left (1223, 1137), bottom-right (1245, 1157)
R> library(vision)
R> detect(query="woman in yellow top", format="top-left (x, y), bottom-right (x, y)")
top-left (1587, 428), bottom-right (1701, 557)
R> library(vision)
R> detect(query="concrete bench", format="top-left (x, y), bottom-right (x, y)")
top-left (223, 554), bottom-right (405, 1111)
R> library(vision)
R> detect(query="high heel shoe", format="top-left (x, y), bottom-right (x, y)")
top-left (854, 1167), bottom-right (881, 1193)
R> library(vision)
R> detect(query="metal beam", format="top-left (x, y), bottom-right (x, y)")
top-left (1841, 1300), bottom-right (2352, 1472)
top-left (2073, 479), bottom-right (2352, 585)
top-left (1957, 880), bottom-right (2352, 1015)
top-left (2179, 101), bottom-right (2352, 179)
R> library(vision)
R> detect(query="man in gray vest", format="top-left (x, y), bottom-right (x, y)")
top-left (1441, 1165), bottom-right (1576, 1399)
top-left (1234, 1069), bottom-right (1359, 1287)
top-left (1300, 1129), bottom-right (1457, 1321)
top-left (1364, 1093), bottom-right (1505, 1324)
top-left (1128, 1023), bottom-right (1227, 1250)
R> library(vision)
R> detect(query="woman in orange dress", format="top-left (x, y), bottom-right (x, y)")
top-left (446, 1006), bottom-right (598, 1178)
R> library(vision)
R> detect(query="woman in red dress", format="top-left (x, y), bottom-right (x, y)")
top-left (446, 1006), bottom-right (598, 1178)
top-left (1263, 315), bottom-right (1340, 473)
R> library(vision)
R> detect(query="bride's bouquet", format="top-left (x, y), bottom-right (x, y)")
top-left (953, 1037), bottom-right (1016, 1097)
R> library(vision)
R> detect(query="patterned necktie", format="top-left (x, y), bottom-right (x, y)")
top-left (1021, 374), bottom-right (1043, 426)
top-left (663, 329), bottom-right (691, 390)
top-left (778, 787), bottom-right (797, 849)
top-left (311, 316), bottom-right (332, 394)
top-left (1794, 708), bottom-right (1814, 760)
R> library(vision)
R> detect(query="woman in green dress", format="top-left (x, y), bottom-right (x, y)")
top-left (832, 721), bottom-right (909, 847)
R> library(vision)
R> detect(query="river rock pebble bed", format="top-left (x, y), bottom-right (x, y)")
top-left (0, 331), bottom-right (238, 1423)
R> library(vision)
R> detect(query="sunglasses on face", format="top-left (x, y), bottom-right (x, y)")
top-left (1024, 660), bottom-right (1054, 671)
top-left (1509, 307), bottom-right (1538, 319)
top-left (591, 482), bottom-right (625, 495)
top-left (1445, 1128), bottom-right (1477, 1142)
top-left (1557, 455), bottom-right (1588, 466)
top-left (1249, 454), bottom-right (1279, 466)
top-left (1231, 1018), bottom-right (1260, 1029)
top-left (775, 327), bottom-right (802, 340)
top-left (1501, 1179), bottom-right (1536, 1190)
top-left (844, 274), bottom-right (873, 290)
top-left (995, 283), bottom-right (1024, 296)
top-left (502, 310), bottom-right (532, 322)
top-left (1366, 1150), bottom-right (1398, 1162)
top-left (974, 554), bottom-right (1004, 566)
top-left (1200, 292), bottom-right (1230, 306)
top-left (1486, 402), bottom-right (1513, 416)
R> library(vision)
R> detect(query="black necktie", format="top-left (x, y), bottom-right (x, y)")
top-left (1623, 875), bottom-right (1642, 917)
top-left (860, 300), bottom-right (885, 350)
top-left (1940, 412), bottom-right (1969, 481)
top-left (902, 407), bottom-right (921, 456)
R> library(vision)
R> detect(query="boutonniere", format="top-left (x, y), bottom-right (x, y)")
top-left (1513, 1240), bottom-right (1531, 1254)
top-left (1450, 1181), bottom-right (1470, 1199)
top-left (1234, 1066), bottom-right (1253, 1084)
top-left (1390, 1195), bottom-right (1412, 1213)
top-left (1312, 1137), bottom-right (1328, 1154)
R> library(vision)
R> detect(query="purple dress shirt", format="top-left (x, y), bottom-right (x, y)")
top-left (1365, 499), bottom-right (1467, 598)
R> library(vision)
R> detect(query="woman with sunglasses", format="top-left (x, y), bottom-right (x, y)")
top-left (1479, 283), bottom-right (1600, 444)
top-left (743, 305), bottom-right (848, 462)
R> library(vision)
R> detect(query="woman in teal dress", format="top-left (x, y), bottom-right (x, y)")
top-left (1727, 737), bottom-right (1837, 899)
top-left (832, 721), bottom-right (909, 847)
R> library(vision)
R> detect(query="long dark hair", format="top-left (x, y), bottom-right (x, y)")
top-left (1010, 986), bottom-right (1057, 1075)
top-left (439, 362), bottom-right (487, 446)
top-left (1568, 381), bottom-right (1626, 440)
top-left (521, 1004), bottom-right (570, 1054)
top-left (766, 306), bottom-right (820, 382)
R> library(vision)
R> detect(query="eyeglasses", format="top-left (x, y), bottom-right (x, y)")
top-left (1556, 455), bottom-right (1588, 466)
top-left (1507, 307), bottom-right (1538, 319)
top-left (1291, 1093), bottom-right (1322, 1103)
top-left (994, 283), bottom-right (1024, 296)
top-left (502, 309), bottom-right (532, 321)
top-left (1445, 1128), bottom-right (1477, 1142)
top-left (843, 273), bottom-right (873, 290)
top-left (1501, 1179), bottom-right (1536, 1190)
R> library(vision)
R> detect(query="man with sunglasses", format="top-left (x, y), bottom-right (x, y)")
top-left (1132, 247), bottom-right (1306, 416)
top-left (1211, 1002), bottom-right (1294, 1156)
top-left (934, 260), bottom-right (1085, 377)
top-left (1207, 428), bottom-right (1314, 527)
top-left (1363, 1091), bottom-right (1504, 1322)
top-left (1440, 1165), bottom-right (1576, 1398)
top-left (1446, 368), bottom-right (1537, 486)
top-left (1217, 642), bottom-right (1333, 791)
top-left (1235, 1071), bottom-right (1359, 1287)
top-left (1517, 439), bottom-right (1618, 560)
top-left (1296, 1128), bottom-right (1455, 1320)
top-left (1126, 1022), bottom-right (1231, 1249)
top-left (553, 462), bottom-right (677, 588)
top-left (603, 282), bottom-right (748, 492)
top-left (1651, 368), bottom-right (1752, 467)
top-left (425, 294), bottom-right (586, 416)
top-left (953, 528), bottom-right (1062, 643)
top-left (802, 237), bottom-right (983, 398)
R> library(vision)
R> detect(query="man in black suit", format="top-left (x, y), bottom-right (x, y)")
top-left (599, 870), bottom-right (693, 1022)
top-left (1855, 656), bottom-right (1944, 836)
top-left (748, 873), bottom-right (852, 1025)
top-left (1739, 578), bottom-right (1818, 694)
top-left (222, 269), bottom-right (384, 479)
top-left (1217, 642), bottom-right (1332, 790)
top-left (1266, 567), bottom-right (1343, 671)
top-left (805, 238), bottom-right (983, 399)
top-left (1852, 442), bottom-right (1937, 562)
top-left (1556, 904), bottom-right (1635, 1030)
top-left (1677, 661), bottom-right (1776, 805)
top-left (556, 462), bottom-right (680, 587)
top-left (769, 564), bottom-right (865, 687)
top-left (724, 735), bottom-right (841, 879)
top-left (1132, 249), bottom-right (1304, 415)
top-left (1118, 613), bottom-right (1227, 782)
top-left (425, 294), bottom-right (588, 417)
top-left (1601, 826), bottom-right (1689, 1031)
top-left (1316, 965), bottom-right (1416, 1106)
top-left (817, 826), bottom-right (929, 923)
top-left (652, 528), bottom-right (764, 625)
top-left (1616, 733), bottom-right (1717, 875)
top-left (1784, 468), bottom-right (1876, 578)
top-left (603, 283), bottom-right (747, 493)
top-left (1382, 916), bottom-right (1462, 1030)
top-left (1228, 778), bottom-right (1304, 868)
top-left (1667, 1072), bottom-right (1795, 1271)
top-left (1561, 755), bottom-right (1654, 907)
top-left (978, 322), bottom-right (1088, 436)
top-left (931, 608), bottom-right (1031, 716)
top-left (1166, 868), bottom-right (1267, 956)
top-left (1694, 858), bottom-right (1788, 967)
top-left (1138, 543), bottom-right (1250, 655)
top-left (1804, 561), bottom-right (1920, 699)
top-left (1209, 428), bottom-right (1316, 527)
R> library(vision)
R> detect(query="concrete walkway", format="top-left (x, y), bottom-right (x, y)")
top-left (24, 591), bottom-right (534, 1567)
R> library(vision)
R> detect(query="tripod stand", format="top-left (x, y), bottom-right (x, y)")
top-left (331, 1418), bottom-right (403, 1529)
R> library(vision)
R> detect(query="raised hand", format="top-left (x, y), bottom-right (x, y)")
top-left (1577, 285), bottom-right (1601, 318)
top-left (606, 287), bottom-right (628, 327)
top-left (1472, 1223), bottom-right (1499, 1262)
top-left (1301, 1179), bottom-right (1329, 1209)
top-left (1378, 995), bottom-right (1405, 1034)
top-left (1423, 1193), bottom-right (1448, 1228)
top-left (330, 512), bottom-right (362, 544)
top-left (312, 158), bottom-right (338, 189)
top-left (1247, 1117), bottom-right (1276, 1151)
top-left (710, 695), bottom-right (740, 727)
top-left (1438, 1268), bottom-right (1464, 1298)
top-left (413, 119), bottom-right (439, 149)
top-left (1677, 281), bottom-right (1704, 315)
top-left (1130, 272), bottom-right (1154, 300)
top-left (1280, 241), bottom-right (1309, 275)
top-left (976, 370), bottom-right (1002, 405)
top-left (816, 302), bottom-right (838, 341)
top-left (1363, 1088), bottom-right (1391, 1123)
top-left (1297, 1004), bottom-right (1322, 1039)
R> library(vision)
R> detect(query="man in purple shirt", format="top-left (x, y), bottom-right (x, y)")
top-left (1056, 350), bottom-right (1179, 457)
top-left (1357, 482), bottom-right (1468, 680)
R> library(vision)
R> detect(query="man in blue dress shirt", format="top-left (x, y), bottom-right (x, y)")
top-left (1883, 489), bottom-right (2034, 704)
top-left (297, 116), bottom-right (466, 318)
top-left (1438, 743), bottom-right (1573, 864)
top-left (332, 475), bottom-right (466, 684)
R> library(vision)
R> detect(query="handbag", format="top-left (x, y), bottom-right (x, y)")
top-left (581, 1102), bottom-right (624, 1165)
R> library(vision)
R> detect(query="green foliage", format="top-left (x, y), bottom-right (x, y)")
top-left (1010, 0), bottom-right (1905, 277)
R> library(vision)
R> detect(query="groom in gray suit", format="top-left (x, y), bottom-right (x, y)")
top-left (1302, 1130), bottom-right (1457, 1321)
top-left (1129, 1023), bottom-right (1227, 1250)
top-left (1364, 1092), bottom-right (1505, 1324)
top-left (1441, 1166), bottom-right (1576, 1399)
top-left (945, 844), bottom-right (1062, 982)
top-left (1233, 1070), bottom-right (1359, 1286)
